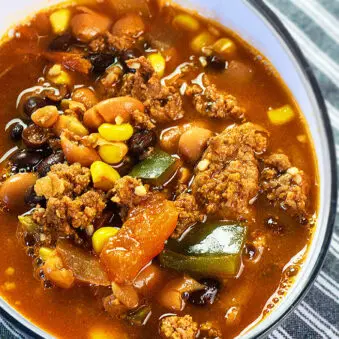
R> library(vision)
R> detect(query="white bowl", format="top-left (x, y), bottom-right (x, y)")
top-left (0, 1), bottom-right (337, 338)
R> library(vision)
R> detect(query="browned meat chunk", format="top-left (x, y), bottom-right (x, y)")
top-left (192, 123), bottom-right (268, 219)
top-left (172, 193), bottom-right (204, 239)
top-left (119, 57), bottom-right (185, 122)
top-left (34, 163), bottom-right (91, 199)
top-left (160, 315), bottom-right (198, 339)
top-left (110, 176), bottom-right (149, 208)
top-left (186, 75), bottom-right (245, 120)
top-left (33, 190), bottom-right (106, 238)
top-left (261, 153), bottom-right (309, 220)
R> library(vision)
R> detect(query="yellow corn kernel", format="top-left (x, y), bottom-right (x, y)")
top-left (47, 64), bottom-right (72, 85)
top-left (191, 31), bottom-right (216, 53)
top-left (90, 161), bottom-right (120, 191)
top-left (147, 53), bottom-right (166, 77)
top-left (213, 38), bottom-right (237, 58)
top-left (98, 123), bottom-right (134, 142)
top-left (172, 14), bottom-right (200, 32)
top-left (98, 143), bottom-right (128, 164)
top-left (92, 227), bottom-right (119, 254)
top-left (39, 247), bottom-right (55, 261)
top-left (268, 105), bottom-right (295, 125)
top-left (88, 327), bottom-right (128, 339)
top-left (50, 9), bottom-right (71, 35)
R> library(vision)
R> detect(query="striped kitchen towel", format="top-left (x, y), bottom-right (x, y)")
top-left (0, 0), bottom-right (338, 338)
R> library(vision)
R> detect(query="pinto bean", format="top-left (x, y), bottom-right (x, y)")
top-left (71, 12), bottom-right (112, 42)
top-left (31, 106), bottom-right (59, 128)
top-left (60, 133), bottom-right (100, 167)
top-left (71, 87), bottom-right (98, 109)
top-left (178, 127), bottom-right (213, 163)
top-left (53, 115), bottom-right (89, 137)
top-left (83, 97), bottom-right (144, 130)
top-left (111, 13), bottom-right (145, 37)
top-left (0, 173), bottom-right (37, 211)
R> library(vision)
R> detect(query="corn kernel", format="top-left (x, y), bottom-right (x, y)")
top-left (89, 327), bottom-right (128, 339)
top-left (48, 64), bottom-right (72, 85)
top-left (213, 38), bottom-right (237, 58)
top-left (172, 14), bottom-right (200, 32)
top-left (90, 161), bottom-right (120, 191)
top-left (92, 227), bottom-right (119, 254)
top-left (98, 143), bottom-right (128, 164)
top-left (5, 267), bottom-right (15, 276)
top-left (268, 105), bottom-right (295, 125)
top-left (191, 31), bottom-right (216, 54)
top-left (147, 53), bottom-right (166, 77)
top-left (134, 185), bottom-right (147, 197)
top-left (98, 123), bottom-right (134, 142)
top-left (50, 9), bottom-right (71, 35)
top-left (39, 247), bottom-right (55, 261)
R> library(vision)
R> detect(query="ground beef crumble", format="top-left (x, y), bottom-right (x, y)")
top-left (118, 57), bottom-right (185, 123)
top-left (261, 153), bottom-right (309, 220)
top-left (172, 192), bottom-right (204, 239)
top-left (186, 75), bottom-right (245, 121)
top-left (32, 163), bottom-right (106, 244)
top-left (160, 315), bottom-right (198, 339)
top-left (110, 176), bottom-right (149, 209)
top-left (192, 123), bottom-right (268, 219)
top-left (34, 163), bottom-right (91, 199)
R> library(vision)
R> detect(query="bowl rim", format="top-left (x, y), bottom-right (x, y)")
top-left (0, 0), bottom-right (337, 338)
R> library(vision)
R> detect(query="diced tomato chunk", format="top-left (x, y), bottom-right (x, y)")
top-left (100, 195), bottom-right (178, 284)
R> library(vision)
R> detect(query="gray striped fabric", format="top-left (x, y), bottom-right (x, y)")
top-left (1, 0), bottom-right (338, 338)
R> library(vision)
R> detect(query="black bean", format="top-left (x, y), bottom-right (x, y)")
top-left (35, 151), bottom-right (64, 177)
top-left (26, 247), bottom-right (35, 257)
top-left (88, 53), bottom-right (117, 74)
top-left (25, 185), bottom-right (46, 207)
top-left (10, 149), bottom-right (45, 171)
top-left (23, 96), bottom-right (47, 117)
top-left (112, 155), bottom-right (136, 177)
top-left (39, 269), bottom-right (45, 279)
top-left (24, 232), bottom-right (36, 247)
top-left (121, 48), bottom-right (142, 61)
top-left (22, 124), bottom-right (49, 148)
top-left (10, 123), bottom-right (24, 141)
top-left (188, 278), bottom-right (220, 306)
top-left (48, 33), bottom-right (74, 51)
top-left (207, 55), bottom-right (227, 71)
top-left (129, 130), bottom-right (156, 156)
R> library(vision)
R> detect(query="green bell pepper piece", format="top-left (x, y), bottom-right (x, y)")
top-left (160, 222), bottom-right (247, 277)
top-left (129, 149), bottom-right (176, 185)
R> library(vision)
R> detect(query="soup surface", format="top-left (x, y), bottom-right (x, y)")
top-left (0, 1), bottom-right (317, 338)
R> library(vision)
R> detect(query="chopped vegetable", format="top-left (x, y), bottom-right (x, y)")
top-left (124, 304), bottom-right (152, 326)
top-left (49, 9), bottom-right (71, 35)
top-left (191, 31), bottom-right (216, 54)
top-left (39, 247), bottom-right (55, 261)
top-left (47, 64), bottom-right (72, 85)
top-left (18, 215), bottom-right (38, 233)
top-left (147, 53), bottom-right (166, 77)
top-left (268, 104), bottom-right (295, 125)
top-left (57, 240), bottom-right (110, 286)
top-left (90, 161), bottom-right (120, 191)
top-left (160, 222), bottom-right (247, 277)
top-left (129, 149), bottom-right (177, 185)
top-left (213, 38), bottom-right (237, 58)
top-left (172, 14), bottom-right (200, 32)
top-left (100, 195), bottom-right (178, 284)
top-left (92, 227), bottom-right (120, 253)
top-left (98, 143), bottom-right (128, 164)
top-left (98, 123), bottom-right (134, 142)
